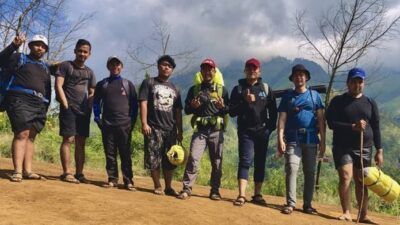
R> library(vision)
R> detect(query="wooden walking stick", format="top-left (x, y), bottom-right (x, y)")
top-left (357, 130), bottom-right (365, 224)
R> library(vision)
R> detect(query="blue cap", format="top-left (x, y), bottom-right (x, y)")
top-left (348, 68), bottom-right (366, 80)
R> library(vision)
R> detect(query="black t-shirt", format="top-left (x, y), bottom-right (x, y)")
top-left (138, 77), bottom-right (182, 131)
top-left (0, 44), bottom-right (52, 104)
top-left (326, 93), bottom-right (382, 149)
top-left (94, 76), bottom-right (137, 126)
top-left (56, 61), bottom-right (96, 114)
top-left (229, 78), bottom-right (277, 132)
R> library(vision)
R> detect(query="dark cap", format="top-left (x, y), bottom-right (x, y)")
top-left (289, 64), bottom-right (310, 81)
top-left (200, 58), bottom-right (216, 68)
top-left (347, 68), bottom-right (366, 80)
top-left (107, 56), bottom-right (123, 67)
top-left (157, 55), bottom-right (176, 69)
top-left (245, 58), bottom-right (260, 69)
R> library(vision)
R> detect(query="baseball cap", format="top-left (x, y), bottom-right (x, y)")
top-left (347, 68), bottom-right (366, 80)
top-left (107, 56), bottom-right (123, 67)
top-left (245, 58), bottom-right (260, 69)
top-left (201, 58), bottom-right (216, 68)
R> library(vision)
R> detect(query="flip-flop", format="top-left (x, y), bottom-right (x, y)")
top-left (233, 196), bottom-right (246, 206)
top-left (337, 215), bottom-right (352, 221)
top-left (359, 218), bottom-right (376, 224)
top-left (23, 172), bottom-right (46, 180)
top-left (153, 187), bottom-right (165, 195)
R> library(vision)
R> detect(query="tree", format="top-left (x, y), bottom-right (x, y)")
top-left (127, 19), bottom-right (197, 77)
top-left (0, 0), bottom-right (94, 61)
top-left (295, 0), bottom-right (400, 105)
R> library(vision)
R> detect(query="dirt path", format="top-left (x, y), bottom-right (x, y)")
top-left (0, 158), bottom-right (398, 225)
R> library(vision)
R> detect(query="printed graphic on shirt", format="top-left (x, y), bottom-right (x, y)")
top-left (153, 84), bottom-right (176, 112)
top-left (121, 87), bottom-right (126, 96)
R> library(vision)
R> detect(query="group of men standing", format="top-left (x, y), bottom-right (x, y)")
top-left (0, 34), bottom-right (383, 222)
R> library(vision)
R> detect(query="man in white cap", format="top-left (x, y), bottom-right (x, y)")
top-left (93, 56), bottom-right (138, 191)
top-left (55, 39), bottom-right (96, 184)
top-left (0, 34), bottom-right (55, 182)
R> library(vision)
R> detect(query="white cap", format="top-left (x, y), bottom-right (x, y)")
top-left (29, 34), bottom-right (48, 50)
top-left (107, 56), bottom-right (123, 67)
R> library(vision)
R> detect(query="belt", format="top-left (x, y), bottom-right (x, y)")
top-left (9, 85), bottom-right (49, 103)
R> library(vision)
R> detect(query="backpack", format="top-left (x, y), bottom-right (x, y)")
top-left (0, 53), bottom-right (48, 111)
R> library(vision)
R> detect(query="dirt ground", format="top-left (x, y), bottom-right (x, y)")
top-left (0, 158), bottom-right (398, 225)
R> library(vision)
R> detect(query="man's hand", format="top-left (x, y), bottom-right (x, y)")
top-left (374, 149), bottom-right (384, 168)
top-left (352, 119), bottom-right (367, 132)
top-left (190, 97), bottom-right (202, 109)
top-left (278, 139), bottom-right (286, 154)
top-left (245, 89), bottom-right (256, 104)
top-left (318, 142), bottom-right (326, 158)
top-left (142, 123), bottom-right (152, 136)
top-left (214, 96), bottom-right (225, 109)
top-left (13, 34), bottom-right (26, 47)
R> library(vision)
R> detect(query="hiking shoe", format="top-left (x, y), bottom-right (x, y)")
top-left (75, 174), bottom-right (89, 184)
top-left (209, 192), bottom-right (222, 201)
top-left (303, 206), bottom-right (318, 215)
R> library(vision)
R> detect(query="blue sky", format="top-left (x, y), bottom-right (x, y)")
top-left (63, 0), bottom-right (400, 81)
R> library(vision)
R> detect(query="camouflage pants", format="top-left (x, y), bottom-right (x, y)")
top-left (144, 127), bottom-right (177, 171)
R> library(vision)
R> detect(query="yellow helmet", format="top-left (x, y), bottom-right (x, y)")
top-left (167, 144), bottom-right (186, 166)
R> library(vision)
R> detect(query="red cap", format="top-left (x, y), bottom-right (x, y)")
top-left (200, 58), bottom-right (216, 68)
top-left (245, 58), bottom-right (260, 69)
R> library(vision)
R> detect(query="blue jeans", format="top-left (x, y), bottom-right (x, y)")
top-left (237, 129), bottom-right (270, 182)
top-left (284, 143), bottom-right (317, 208)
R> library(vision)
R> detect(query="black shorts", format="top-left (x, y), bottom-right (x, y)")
top-left (59, 107), bottom-right (91, 137)
top-left (332, 146), bottom-right (372, 169)
top-left (144, 127), bottom-right (177, 171)
top-left (6, 96), bottom-right (47, 133)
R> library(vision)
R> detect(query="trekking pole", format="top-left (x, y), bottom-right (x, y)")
top-left (315, 159), bottom-right (322, 193)
top-left (356, 130), bottom-right (365, 224)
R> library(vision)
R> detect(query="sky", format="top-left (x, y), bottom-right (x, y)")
top-left (65, 0), bottom-right (400, 80)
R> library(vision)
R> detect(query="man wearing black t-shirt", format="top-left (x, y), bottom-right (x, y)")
top-left (55, 39), bottom-right (96, 184)
top-left (139, 55), bottom-right (183, 196)
top-left (326, 68), bottom-right (384, 223)
top-left (93, 56), bottom-right (138, 191)
top-left (0, 34), bottom-right (54, 182)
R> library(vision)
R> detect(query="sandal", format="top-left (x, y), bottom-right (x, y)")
top-left (281, 205), bottom-right (294, 215)
top-left (75, 174), bottom-right (89, 184)
top-left (153, 187), bottom-right (165, 195)
top-left (102, 181), bottom-right (118, 188)
top-left (359, 217), bottom-right (376, 224)
top-left (125, 183), bottom-right (137, 192)
top-left (233, 196), bottom-right (246, 206)
top-left (23, 172), bottom-right (45, 180)
top-left (10, 172), bottom-right (23, 182)
top-left (164, 188), bottom-right (179, 196)
top-left (250, 194), bottom-right (267, 206)
top-left (303, 206), bottom-right (318, 215)
top-left (176, 190), bottom-right (191, 200)
top-left (209, 192), bottom-right (222, 201)
top-left (60, 173), bottom-right (79, 184)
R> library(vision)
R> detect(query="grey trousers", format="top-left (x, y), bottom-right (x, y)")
top-left (284, 143), bottom-right (317, 208)
top-left (182, 129), bottom-right (224, 193)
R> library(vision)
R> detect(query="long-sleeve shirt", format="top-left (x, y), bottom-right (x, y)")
top-left (326, 93), bottom-right (382, 149)
top-left (93, 75), bottom-right (138, 127)
top-left (229, 78), bottom-right (277, 133)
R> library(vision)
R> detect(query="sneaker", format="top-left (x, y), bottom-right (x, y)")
top-left (209, 192), bottom-right (222, 201)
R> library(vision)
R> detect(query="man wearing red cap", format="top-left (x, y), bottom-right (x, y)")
top-left (177, 58), bottom-right (229, 200)
top-left (230, 58), bottom-right (277, 206)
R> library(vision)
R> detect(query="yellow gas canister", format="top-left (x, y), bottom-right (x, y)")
top-left (363, 167), bottom-right (400, 202)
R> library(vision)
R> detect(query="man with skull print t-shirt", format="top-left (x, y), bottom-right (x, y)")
top-left (139, 55), bottom-right (183, 196)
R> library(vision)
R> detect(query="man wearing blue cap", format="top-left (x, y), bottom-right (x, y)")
top-left (326, 68), bottom-right (383, 223)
